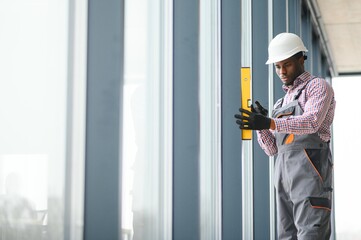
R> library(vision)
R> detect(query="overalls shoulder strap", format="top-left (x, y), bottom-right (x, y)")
top-left (273, 97), bottom-right (284, 110)
top-left (293, 77), bottom-right (314, 100)
top-left (273, 76), bottom-right (316, 113)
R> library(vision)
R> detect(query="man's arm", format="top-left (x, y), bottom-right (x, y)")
top-left (256, 129), bottom-right (278, 156)
top-left (235, 101), bottom-right (278, 156)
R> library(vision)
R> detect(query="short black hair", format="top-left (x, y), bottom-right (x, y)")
top-left (292, 51), bottom-right (307, 60)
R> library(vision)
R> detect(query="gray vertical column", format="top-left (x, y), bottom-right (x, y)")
top-left (84, 0), bottom-right (124, 239)
top-left (312, 33), bottom-right (321, 76)
top-left (173, 0), bottom-right (200, 240)
top-left (288, 0), bottom-right (302, 34)
top-left (221, 0), bottom-right (242, 239)
top-left (301, 6), bottom-right (312, 72)
top-left (321, 55), bottom-right (330, 78)
top-left (252, 1), bottom-right (270, 239)
top-left (273, 0), bottom-right (287, 101)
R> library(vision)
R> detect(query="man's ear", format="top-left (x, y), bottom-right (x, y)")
top-left (298, 56), bottom-right (305, 65)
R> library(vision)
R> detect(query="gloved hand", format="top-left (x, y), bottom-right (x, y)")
top-left (252, 101), bottom-right (268, 116)
top-left (234, 107), bottom-right (271, 130)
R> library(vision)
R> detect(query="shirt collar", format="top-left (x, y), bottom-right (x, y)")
top-left (282, 71), bottom-right (311, 92)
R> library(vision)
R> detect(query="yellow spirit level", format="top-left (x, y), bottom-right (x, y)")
top-left (241, 67), bottom-right (252, 140)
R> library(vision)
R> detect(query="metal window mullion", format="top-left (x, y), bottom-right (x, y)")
top-left (159, 0), bottom-right (173, 238)
top-left (215, 0), bottom-right (222, 237)
top-left (199, 0), bottom-right (222, 239)
top-left (241, 0), bottom-right (253, 239)
top-left (65, 0), bottom-right (88, 239)
top-left (146, 1), bottom-right (162, 238)
top-left (268, 1), bottom-right (276, 240)
top-left (286, 0), bottom-right (289, 32)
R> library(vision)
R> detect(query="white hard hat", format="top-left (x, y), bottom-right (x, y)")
top-left (266, 32), bottom-right (308, 64)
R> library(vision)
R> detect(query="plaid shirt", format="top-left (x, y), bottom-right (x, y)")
top-left (257, 71), bottom-right (336, 156)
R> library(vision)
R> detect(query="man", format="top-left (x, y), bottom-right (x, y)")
top-left (235, 32), bottom-right (336, 239)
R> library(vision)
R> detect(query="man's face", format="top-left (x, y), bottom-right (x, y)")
top-left (274, 56), bottom-right (304, 86)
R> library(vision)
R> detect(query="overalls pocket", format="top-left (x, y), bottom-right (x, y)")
top-left (300, 197), bottom-right (331, 238)
top-left (303, 149), bottom-right (324, 182)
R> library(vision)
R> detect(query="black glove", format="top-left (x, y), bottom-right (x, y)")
top-left (252, 101), bottom-right (268, 116)
top-left (234, 107), bottom-right (271, 130)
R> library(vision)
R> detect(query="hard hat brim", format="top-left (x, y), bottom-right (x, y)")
top-left (266, 49), bottom-right (308, 64)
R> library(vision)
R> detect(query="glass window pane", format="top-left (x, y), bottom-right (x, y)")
top-left (121, 0), bottom-right (173, 239)
top-left (0, 1), bottom-right (69, 239)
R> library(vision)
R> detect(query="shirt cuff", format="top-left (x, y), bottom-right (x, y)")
top-left (273, 118), bottom-right (287, 133)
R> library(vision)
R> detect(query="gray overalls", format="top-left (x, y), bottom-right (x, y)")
top-left (272, 80), bottom-right (333, 239)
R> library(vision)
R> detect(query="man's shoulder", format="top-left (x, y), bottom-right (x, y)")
top-left (305, 76), bottom-right (334, 95)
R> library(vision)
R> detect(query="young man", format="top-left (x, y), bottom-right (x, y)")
top-left (235, 32), bottom-right (336, 239)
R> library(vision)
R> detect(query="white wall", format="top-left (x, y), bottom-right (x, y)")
top-left (333, 76), bottom-right (361, 239)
